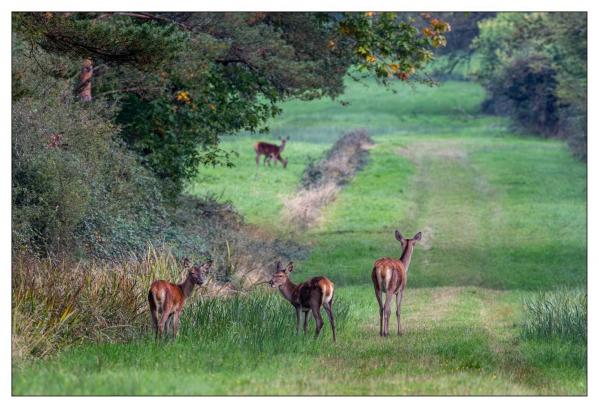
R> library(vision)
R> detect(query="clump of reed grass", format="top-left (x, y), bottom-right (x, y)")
top-left (12, 242), bottom-right (309, 362)
top-left (521, 289), bottom-right (587, 342)
top-left (179, 289), bottom-right (349, 351)
top-left (12, 245), bottom-right (196, 361)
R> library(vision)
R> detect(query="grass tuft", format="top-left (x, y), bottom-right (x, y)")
top-left (521, 289), bottom-right (587, 342)
top-left (179, 289), bottom-right (349, 350)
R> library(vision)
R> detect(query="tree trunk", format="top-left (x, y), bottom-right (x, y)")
top-left (78, 58), bottom-right (93, 102)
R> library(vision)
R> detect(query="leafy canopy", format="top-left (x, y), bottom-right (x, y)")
top-left (14, 12), bottom-right (450, 195)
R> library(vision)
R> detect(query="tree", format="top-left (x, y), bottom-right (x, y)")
top-left (14, 12), bottom-right (451, 195)
top-left (471, 12), bottom-right (587, 159)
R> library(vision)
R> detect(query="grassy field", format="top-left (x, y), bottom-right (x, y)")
top-left (12, 80), bottom-right (587, 395)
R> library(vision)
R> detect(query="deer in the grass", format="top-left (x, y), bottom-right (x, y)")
top-left (269, 261), bottom-right (336, 342)
top-left (254, 137), bottom-right (289, 168)
top-left (148, 258), bottom-right (212, 339)
top-left (372, 230), bottom-right (422, 337)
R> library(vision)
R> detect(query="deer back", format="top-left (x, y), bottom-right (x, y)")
top-left (149, 280), bottom-right (185, 311)
top-left (255, 142), bottom-right (281, 156)
top-left (296, 277), bottom-right (334, 308)
top-left (372, 258), bottom-right (407, 294)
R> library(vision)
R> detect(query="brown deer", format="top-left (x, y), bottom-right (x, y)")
top-left (269, 261), bottom-right (336, 342)
top-left (254, 137), bottom-right (289, 168)
top-left (148, 258), bottom-right (212, 339)
top-left (371, 230), bottom-right (422, 337)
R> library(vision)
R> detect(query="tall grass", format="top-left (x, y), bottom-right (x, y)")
top-left (521, 289), bottom-right (587, 342)
top-left (12, 246), bottom-right (195, 361)
top-left (179, 290), bottom-right (349, 351)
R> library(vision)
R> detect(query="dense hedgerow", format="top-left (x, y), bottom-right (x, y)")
top-left (472, 12), bottom-right (587, 160)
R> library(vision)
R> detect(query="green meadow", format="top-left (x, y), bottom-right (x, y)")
top-left (13, 80), bottom-right (587, 395)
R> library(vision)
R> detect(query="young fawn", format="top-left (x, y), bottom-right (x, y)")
top-left (371, 230), bottom-right (422, 336)
top-left (254, 137), bottom-right (289, 168)
top-left (148, 258), bottom-right (212, 339)
top-left (269, 261), bottom-right (336, 342)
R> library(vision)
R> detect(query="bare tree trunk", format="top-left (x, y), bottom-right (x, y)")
top-left (78, 58), bottom-right (93, 102)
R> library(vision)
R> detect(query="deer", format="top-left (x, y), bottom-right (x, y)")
top-left (269, 261), bottom-right (336, 342)
top-left (148, 258), bottom-right (212, 340)
top-left (371, 230), bottom-right (422, 337)
top-left (254, 137), bottom-right (289, 168)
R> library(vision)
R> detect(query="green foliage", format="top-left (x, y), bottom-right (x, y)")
top-left (522, 290), bottom-right (587, 342)
top-left (179, 290), bottom-right (349, 348)
top-left (471, 12), bottom-right (587, 158)
top-left (484, 53), bottom-right (559, 134)
top-left (11, 76), bottom-right (168, 259)
top-left (13, 12), bottom-right (187, 67)
top-left (14, 12), bottom-right (450, 195)
top-left (13, 81), bottom-right (586, 395)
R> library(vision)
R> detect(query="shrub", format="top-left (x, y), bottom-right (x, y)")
top-left (472, 12), bottom-right (587, 159)
top-left (484, 54), bottom-right (559, 135)
top-left (521, 289), bottom-right (587, 342)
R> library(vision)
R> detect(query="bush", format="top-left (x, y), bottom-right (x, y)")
top-left (484, 54), bottom-right (559, 135)
top-left (11, 80), bottom-right (170, 259)
top-left (521, 289), bottom-right (587, 342)
top-left (472, 12), bottom-right (587, 159)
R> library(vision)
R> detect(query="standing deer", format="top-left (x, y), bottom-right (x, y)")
top-left (371, 230), bottom-right (422, 337)
top-left (148, 258), bottom-right (212, 339)
top-left (269, 261), bottom-right (336, 342)
top-left (254, 137), bottom-right (289, 168)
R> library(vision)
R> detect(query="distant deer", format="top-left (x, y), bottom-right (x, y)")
top-left (254, 137), bottom-right (289, 168)
top-left (269, 261), bottom-right (336, 342)
top-left (371, 230), bottom-right (422, 337)
top-left (148, 258), bottom-right (212, 339)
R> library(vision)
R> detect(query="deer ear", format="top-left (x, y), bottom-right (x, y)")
top-left (275, 260), bottom-right (282, 272)
top-left (182, 257), bottom-right (191, 268)
top-left (203, 259), bottom-right (213, 270)
top-left (286, 262), bottom-right (294, 274)
top-left (395, 230), bottom-right (404, 242)
top-left (413, 232), bottom-right (422, 241)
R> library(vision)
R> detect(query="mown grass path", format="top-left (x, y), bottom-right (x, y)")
top-left (13, 81), bottom-right (586, 395)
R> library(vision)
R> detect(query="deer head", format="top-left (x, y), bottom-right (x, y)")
top-left (279, 136), bottom-right (289, 151)
top-left (395, 230), bottom-right (422, 249)
top-left (269, 260), bottom-right (293, 288)
top-left (182, 257), bottom-right (191, 269)
top-left (189, 260), bottom-right (212, 286)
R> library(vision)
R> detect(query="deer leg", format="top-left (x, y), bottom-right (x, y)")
top-left (173, 311), bottom-right (181, 339)
top-left (303, 311), bottom-right (309, 335)
top-left (311, 303), bottom-right (324, 339)
top-left (396, 288), bottom-right (405, 336)
top-left (295, 306), bottom-right (301, 335)
top-left (158, 308), bottom-right (170, 340)
top-left (374, 288), bottom-right (383, 336)
top-left (167, 313), bottom-right (175, 339)
top-left (255, 153), bottom-right (260, 167)
top-left (148, 292), bottom-right (159, 340)
top-left (323, 301), bottom-right (336, 343)
top-left (383, 291), bottom-right (393, 337)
